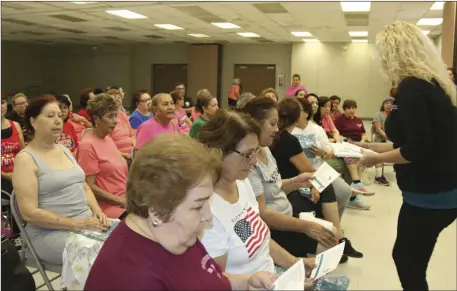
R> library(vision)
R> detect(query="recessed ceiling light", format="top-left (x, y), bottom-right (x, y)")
top-left (303, 39), bottom-right (320, 43)
top-left (422, 30), bottom-right (431, 35)
top-left (340, 2), bottom-right (371, 12)
top-left (430, 2), bottom-right (445, 10)
top-left (106, 10), bottom-right (147, 19)
top-left (188, 33), bottom-right (210, 38)
top-left (237, 32), bottom-right (260, 38)
top-left (417, 18), bottom-right (443, 26)
top-left (291, 31), bottom-right (312, 37)
top-left (211, 22), bottom-right (240, 29)
top-left (352, 39), bottom-right (368, 43)
top-left (348, 31), bottom-right (368, 37)
top-left (154, 24), bottom-right (183, 30)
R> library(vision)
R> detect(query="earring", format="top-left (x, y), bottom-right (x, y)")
top-left (151, 220), bottom-right (161, 227)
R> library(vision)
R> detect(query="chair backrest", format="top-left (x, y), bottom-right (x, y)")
top-left (10, 191), bottom-right (25, 228)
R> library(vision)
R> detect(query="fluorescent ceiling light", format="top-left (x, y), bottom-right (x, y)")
top-left (303, 39), bottom-right (320, 43)
top-left (430, 2), bottom-right (445, 10)
top-left (291, 31), bottom-right (312, 37)
top-left (349, 31), bottom-right (368, 37)
top-left (211, 22), bottom-right (240, 29)
top-left (154, 24), bottom-right (183, 30)
top-left (106, 10), bottom-right (147, 19)
top-left (352, 39), bottom-right (368, 43)
top-left (417, 18), bottom-right (443, 26)
top-left (422, 30), bottom-right (431, 35)
top-left (340, 2), bottom-right (371, 12)
top-left (237, 32), bottom-right (260, 38)
top-left (188, 33), bottom-right (210, 38)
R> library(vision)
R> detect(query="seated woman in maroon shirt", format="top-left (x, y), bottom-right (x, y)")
top-left (84, 134), bottom-right (276, 291)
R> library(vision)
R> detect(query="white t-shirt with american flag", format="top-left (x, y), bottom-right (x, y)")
top-left (200, 178), bottom-right (275, 275)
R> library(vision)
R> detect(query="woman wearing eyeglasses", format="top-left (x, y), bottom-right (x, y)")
top-left (129, 90), bottom-right (153, 131)
top-left (170, 90), bottom-right (192, 134)
top-left (198, 110), bottom-right (316, 289)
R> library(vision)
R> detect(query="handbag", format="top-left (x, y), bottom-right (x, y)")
top-left (1, 235), bottom-right (36, 291)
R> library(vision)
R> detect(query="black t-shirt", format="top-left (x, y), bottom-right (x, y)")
top-left (270, 131), bottom-right (303, 180)
top-left (385, 77), bottom-right (457, 193)
top-left (271, 130), bottom-right (336, 206)
top-left (183, 96), bottom-right (195, 109)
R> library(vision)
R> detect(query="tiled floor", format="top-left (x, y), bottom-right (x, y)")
top-left (30, 168), bottom-right (456, 290)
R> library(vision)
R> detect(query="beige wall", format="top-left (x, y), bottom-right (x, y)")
top-left (221, 43), bottom-right (292, 107)
top-left (291, 42), bottom-right (391, 118)
top-left (3, 41), bottom-right (392, 115)
top-left (441, 1), bottom-right (456, 67)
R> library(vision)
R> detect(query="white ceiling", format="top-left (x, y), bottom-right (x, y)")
top-left (1, 1), bottom-right (444, 45)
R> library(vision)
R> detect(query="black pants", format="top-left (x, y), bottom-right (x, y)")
top-left (287, 184), bottom-right (337, 219)
top-left (393, 202), bottom-right (457, 291)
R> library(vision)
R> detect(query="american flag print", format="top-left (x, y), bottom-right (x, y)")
top-left (233, 207), bottom-right (269, 258)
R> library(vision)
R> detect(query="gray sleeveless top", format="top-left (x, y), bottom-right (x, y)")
top-left (22, 145), bottom-right (92, 237)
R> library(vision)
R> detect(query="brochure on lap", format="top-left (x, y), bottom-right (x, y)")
top-left (310, 162), bottom-right (340, 193)
top-left (310, 242), bottom-right (346, 280)
top-left (272, 258), bottom-right (305, 290)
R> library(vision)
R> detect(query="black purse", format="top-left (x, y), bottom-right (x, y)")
top-left (1, 235), bottom-right (36, 291)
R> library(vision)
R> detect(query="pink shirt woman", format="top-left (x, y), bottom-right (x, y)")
top-left (109, 110), bottom-right (134, 155)
top-left (136, 93), bottom-right (180, 150)
top-left (170, 90), bottom-right (192, 133)
top-left (286, 74), bottom-right (307, 97)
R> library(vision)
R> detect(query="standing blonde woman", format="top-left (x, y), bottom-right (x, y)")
top-left (360, 21), bottom-right (457, 290)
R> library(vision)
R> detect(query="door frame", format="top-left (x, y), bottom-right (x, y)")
top-left (234, 64), bottom-right (277, 94)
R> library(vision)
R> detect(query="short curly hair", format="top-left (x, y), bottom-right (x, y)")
top-left (127, 134), bottom-right (222, 221)
top-left (86, 93), bottom-right (118, 126)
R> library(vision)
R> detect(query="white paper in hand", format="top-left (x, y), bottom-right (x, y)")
top-left (272, 258), bottom-right (305, 290)
top-left (310, 242), bottom-right (346, 280)
top-left (331, 142), bottom-right (364, 158)
top-left (310, 162), bottom-right (340, 192)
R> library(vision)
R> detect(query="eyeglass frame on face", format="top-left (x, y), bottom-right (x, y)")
top-left (232, 146), bottom-right (261, 163)
top-left (14, 101), bottom-right (27, 107)
top-left (139, 97), bottom-right (152, 104)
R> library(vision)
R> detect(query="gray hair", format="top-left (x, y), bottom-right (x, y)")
top-left (151, 93), bottom-right (170, 107)
top-left (236, 92), bottom-right (256, 109)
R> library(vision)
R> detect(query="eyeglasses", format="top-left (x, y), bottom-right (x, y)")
top-left (233, 146), bottom-right (261, 162)
top-left (14, 101), bottom-right (27, 107)
top-left (139, 99), bottom-right (151, 103)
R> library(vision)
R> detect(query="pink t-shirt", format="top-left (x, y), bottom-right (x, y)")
top-left (321, 115), bottom-right (338, 135)
top-left (77, 132), bottom-right (128, 218)
top-left (175, 108), bottom-right (191, 133)
top-left (109, 111), bottom-right (134, 155)
top-left (192, 109), bottom-right (201, 122)
top-left (69, 113), bottom-right (87, 143)
top-left (136, 118), bottom-right (180, 150)
top-left (286, 85), bottom-right (307, 97)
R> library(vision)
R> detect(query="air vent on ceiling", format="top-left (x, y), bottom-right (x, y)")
top-left (144, 34), bottom-right (164, 39)
top-left (58, 28), bottom-right (87, 34)
top-left (50, 14), bottom-right (88, 22)
top-left (173, 5), bottom-right (224, 23)
top-left (19, 31), bottom-right (48, 35)
top-left (2, 3), bottom-right (33, 10)
top-left (2, 18), bottom-right (36, 26)
top-left (106, 26), bottom-right (130, 31)
top-left (253, 3), bottom-right (288, 14)
top-left (344, 13), bottom-right (369, 26)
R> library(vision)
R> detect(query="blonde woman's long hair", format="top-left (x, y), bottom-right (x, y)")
top-left (376, 21), bottom-right (456, 106)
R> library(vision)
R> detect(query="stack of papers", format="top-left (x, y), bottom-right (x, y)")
top-left (310, 162), bottom-right (341, 193)
top-left (330, 142), bottom-right (365, 158)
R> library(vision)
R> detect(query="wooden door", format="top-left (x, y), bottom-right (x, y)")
top-left (152, 64), bottom-right (187, 95)
top-left (234, 64), bottom-right (276, 96)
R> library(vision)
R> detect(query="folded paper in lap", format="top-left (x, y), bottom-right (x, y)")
top-left (310, 242), bottom-right (345, 281)
top-left (272, 258), bottom-right (305, 290)
top-left (299, 212), bottom-right (333, 231)
top-left (310, 162), bottom-right (341, 193)
top-left (77, 219), bottom-right (120, 242)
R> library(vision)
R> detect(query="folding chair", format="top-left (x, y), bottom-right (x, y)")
top-left (2, 190), bottom-right (12, 234)
top-left (10, 191), bottom-right (62, 291)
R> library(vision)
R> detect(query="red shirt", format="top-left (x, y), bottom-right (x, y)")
top-left (1, 120), bottom-right (22, 173)
top-left (56, 121), bottom-right (79, 153)
top-left (334, 114), bottom-right (366, 142)
top-left (85, 219), bottom-right (231, 291)
top-left (78, 108), bottom-right (92, 123)
top-left (69, 113), bottom-right (87, 142)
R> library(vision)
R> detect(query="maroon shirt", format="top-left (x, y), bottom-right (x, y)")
top-left (334, 114), bottom-right (366, 142)
top-left (85, 219), bottom-right (231, 291)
